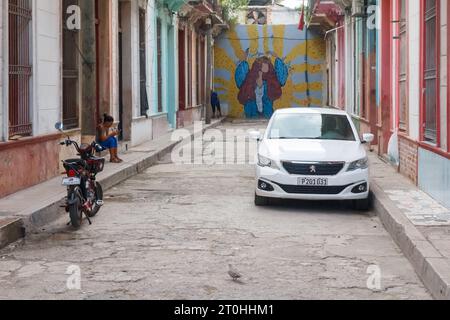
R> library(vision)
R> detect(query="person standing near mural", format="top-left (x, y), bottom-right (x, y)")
top-left (211, 91), bottom-right (222, 119)
top-left (235, 51), bottom-right (289, 119)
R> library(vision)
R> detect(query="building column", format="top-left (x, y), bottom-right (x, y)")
top-left (97, 0), bottom-right (113, 121)
top-left (80, 0), bottom-right (97, 138)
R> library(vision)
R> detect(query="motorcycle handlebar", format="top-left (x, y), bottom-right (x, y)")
top-left (60, 139), bottom-right (105, 153)
top-left (59, 139), bottom-right (80, 152)
top-left (93, 142), bottom-right (105, 153)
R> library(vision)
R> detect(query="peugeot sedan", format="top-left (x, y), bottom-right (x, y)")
top-left (249, 108), bottom-right (374, 210)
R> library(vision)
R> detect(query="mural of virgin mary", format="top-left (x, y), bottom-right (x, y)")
top-left (235, 53), bottom-right (289, 119)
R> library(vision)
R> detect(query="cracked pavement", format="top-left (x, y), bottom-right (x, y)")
top-left (0, 122), bottom-right (431, 299)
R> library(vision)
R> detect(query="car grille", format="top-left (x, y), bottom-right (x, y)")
top-left (282, 162), bottom-right (345, 176)
top-left (277, 184), bottom-right (352, 195)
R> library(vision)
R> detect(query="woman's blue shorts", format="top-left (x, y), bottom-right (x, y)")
top-left (99, 137), bottom-right (118, 150)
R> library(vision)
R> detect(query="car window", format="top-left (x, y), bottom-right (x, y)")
top-left (268, 113), bottom-right (356, 141)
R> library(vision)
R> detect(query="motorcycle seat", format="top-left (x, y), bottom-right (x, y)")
top-left (63, 159), bottom-right (86, 166)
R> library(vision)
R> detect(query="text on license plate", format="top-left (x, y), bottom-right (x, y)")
top-left (298, 177), bottom-right (328, 186)
top-left (62, 177), bottom-right (81, 186)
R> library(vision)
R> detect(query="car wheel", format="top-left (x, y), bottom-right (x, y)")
top-left (255, 194), bottom-right (269, 206)
top-left (353, 197), bottom-right (370, 211)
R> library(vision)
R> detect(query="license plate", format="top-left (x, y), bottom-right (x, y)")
top-left (298, 177), bottom-right (328, 186)
top-left (62, 177), bottom-right (81, 186)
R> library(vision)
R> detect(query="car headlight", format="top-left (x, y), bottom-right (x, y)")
top-left (347, 157), bottom-right (369, 171)
top-left (258, 154), bottom-right (279, 170)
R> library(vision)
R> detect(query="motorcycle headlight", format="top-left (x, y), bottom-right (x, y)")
top-left (347, 157), bottom-right (369, 171)
top-left (258, 154), bottom-right (279, 170)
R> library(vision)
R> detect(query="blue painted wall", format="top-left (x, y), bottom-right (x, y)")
top-left (418, 148), bottom-right (450, 209)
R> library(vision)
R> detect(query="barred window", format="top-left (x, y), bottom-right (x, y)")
top-left (423, 0), bottom-right (438, 143)
top-left (398, 0), bottom-right (407, 131)
top-left (8, 0), bottom-right (33, 138)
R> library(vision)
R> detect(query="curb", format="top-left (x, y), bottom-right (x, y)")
top-left (0, 118), bottom-right (226, 249)
top-left (0, 218), bottom-right (25, 249)
top-left (371, 180), bottom-right (450, 300)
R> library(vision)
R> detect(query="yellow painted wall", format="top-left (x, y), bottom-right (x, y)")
top-left (214, 25), bottom-right (325, 118)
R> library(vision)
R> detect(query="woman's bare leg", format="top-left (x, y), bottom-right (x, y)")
top-left (110, 148), bottom-right (120, 163)
top-left (112, 148), bottom-right (123, 162)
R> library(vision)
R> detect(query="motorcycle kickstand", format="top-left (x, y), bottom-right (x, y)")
top-left (85, 214), bottom-right (92, 225)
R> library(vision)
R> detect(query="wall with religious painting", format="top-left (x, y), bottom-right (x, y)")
top-left (214, 25), bottom-right (326, 119)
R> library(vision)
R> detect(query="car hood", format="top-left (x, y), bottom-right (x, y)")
top-left (260, 139), bottom-right (366, 163)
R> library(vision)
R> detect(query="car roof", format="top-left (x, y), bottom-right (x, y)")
top-left (274, 107), bottom-right (349, 116)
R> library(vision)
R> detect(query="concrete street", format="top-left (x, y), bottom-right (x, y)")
top-left (0, 122), bottom-right (431, 299)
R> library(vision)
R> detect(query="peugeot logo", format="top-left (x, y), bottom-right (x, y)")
top-left (309, 165), bottom-right (317, 174)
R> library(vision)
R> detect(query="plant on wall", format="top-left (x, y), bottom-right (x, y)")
top-left (220, 0), bottom-right (249, 24)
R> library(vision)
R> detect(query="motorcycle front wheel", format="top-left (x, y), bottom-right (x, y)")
top-left (68, 187), bottom-right (83, 229)
top-left (87, 182), bottom-right (103, 218)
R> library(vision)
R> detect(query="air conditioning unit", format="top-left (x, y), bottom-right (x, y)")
top-left (352, 0), bottom-right (365, 17)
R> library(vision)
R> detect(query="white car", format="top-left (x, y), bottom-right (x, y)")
top-left (249, 108), bottom-right (374, 210)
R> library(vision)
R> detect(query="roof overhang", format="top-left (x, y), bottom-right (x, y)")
top-left (308, 0), bottom-right (345, 33)
top-left (178, 1), bottom-right (228, 37)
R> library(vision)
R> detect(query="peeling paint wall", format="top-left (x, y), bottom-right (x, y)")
top-left (0, 1), bottom-right (62, 198)
top-left (214, 24), bottom-right (326, 119)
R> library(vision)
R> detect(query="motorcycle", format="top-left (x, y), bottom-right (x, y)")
top-left (55, 123), bottom-right (105, 229)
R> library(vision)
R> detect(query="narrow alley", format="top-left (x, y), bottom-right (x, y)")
top-left (1, 0), bottom-right (450, 304)
top-left (0, 122), bottom-right (430, 299)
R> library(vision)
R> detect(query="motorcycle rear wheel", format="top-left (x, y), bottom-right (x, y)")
top-left (69, 188), bottom-right (83, 229)
top-left (87, 182), bottom-right (103, 218)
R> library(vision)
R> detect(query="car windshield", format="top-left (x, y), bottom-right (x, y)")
top-left (268, 113), bottom-right (356, 141)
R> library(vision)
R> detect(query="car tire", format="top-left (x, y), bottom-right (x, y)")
top-left (353, 197), bottom-right (370, 211)
top-left (255, 194), bottom-right (269, 206)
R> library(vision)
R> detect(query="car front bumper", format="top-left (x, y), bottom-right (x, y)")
top-left (255, 165), bottom-right (370, 201)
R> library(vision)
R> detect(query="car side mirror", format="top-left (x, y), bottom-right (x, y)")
top-left (362, 133), bottom-right (375, 144)
top-left (249, 130), bottom-right (262, 141)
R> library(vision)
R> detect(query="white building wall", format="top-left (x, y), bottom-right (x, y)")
top-left (130, 0), bottom-right (154, 147)
top-left (147, 0), bottom-right (156, 114)
top-left (391, 0), bottom-right (398, 130)
top-left (440, 0), bottom-right (447, 150)
top-left (269, 6), bottom-right (300, 25)
top-left (236, 5), bottom-right (299, 25)
top-left (344, 15), bottom-right (354, 115)
top-left (33, 0), bottom-right (62, 136)
top-left (408, 0), bottom-right (421, 140)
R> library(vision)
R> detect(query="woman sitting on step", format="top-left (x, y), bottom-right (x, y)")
top-left (97, 113), bottom-right (123, 163)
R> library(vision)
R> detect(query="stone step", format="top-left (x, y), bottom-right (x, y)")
top-left (96, 140), bottom-right (131, 158)
top-left (0, 218), bottom-right (24, 249)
